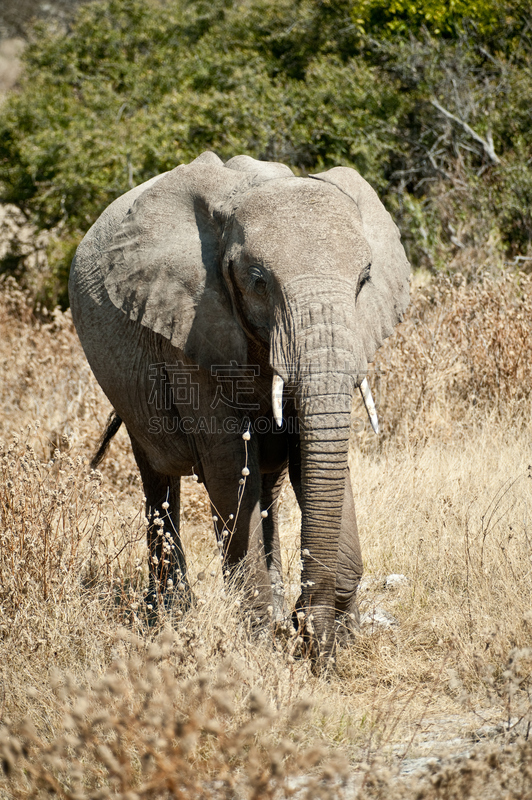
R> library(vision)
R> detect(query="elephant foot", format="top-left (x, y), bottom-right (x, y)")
top-left (262, 613), bottom-right (293, 654)
top-left (143, 581), bottom-right (194, 627)
top-left (291, 600), bottom-right (337, 675)
top-left (334, 609), bottom-right (360, 647)
top-left (272, 585), bottom-right (286, 623)
top-left (235, 594), bottom-right (277, 641)
top-left (334, 591), bottom-right (361, 648)
top-left (141, 588), bottom-right (160, 628)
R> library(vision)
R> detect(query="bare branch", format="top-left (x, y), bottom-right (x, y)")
top-left (431, 99), bottom-right (501, 165)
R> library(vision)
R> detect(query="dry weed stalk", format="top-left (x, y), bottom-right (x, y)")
top-left (2, 274), bottom-right (532, 796)
top-left (0, 432), bottom-right (147, 625)
top-left (0, 629), bottom-right (349, 800)
top-left (372, 272), bottom-right (532, 442)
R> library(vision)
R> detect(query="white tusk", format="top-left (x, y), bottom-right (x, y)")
top-left (359, 377), bottom-right (379, 435)
top-left (272, 374), bottom-right (284, 427)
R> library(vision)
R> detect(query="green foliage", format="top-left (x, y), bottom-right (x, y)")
top-left (350, 0), bottom-right (521, 37)
top-left (0, 0), bottom-right (531, 305)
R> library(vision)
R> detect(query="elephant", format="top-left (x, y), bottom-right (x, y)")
top-left (69, 151), bottom-right (410, 669)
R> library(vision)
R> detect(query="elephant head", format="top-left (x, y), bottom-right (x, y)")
top-left (95, 150), bottom-right (410, 664)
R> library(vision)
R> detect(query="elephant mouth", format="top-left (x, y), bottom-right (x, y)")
top-left (270, 372), bottom-right (379, 433)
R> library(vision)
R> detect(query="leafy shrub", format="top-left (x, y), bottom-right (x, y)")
top-left (0, 0), bottom-right (530, 305)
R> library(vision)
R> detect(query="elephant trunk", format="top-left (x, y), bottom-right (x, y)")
top-left (296, 362), bottom-right (354, 660)
top-left (271, 279), bottom-right (363, 662)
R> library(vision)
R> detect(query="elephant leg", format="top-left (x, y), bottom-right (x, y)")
top-left (335, 468), bottom-right (363, 644)
top-left (129, 434), bottom-right (191, 616)
top-left (260, 468), bottom-right (288, 621)
top-left (201, 439), bottom-right (274, 625)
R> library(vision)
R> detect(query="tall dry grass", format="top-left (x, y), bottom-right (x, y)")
top-left (1, 272), bottom-right (532, 797)
top-left (372, 271), bottom-right (532, 441)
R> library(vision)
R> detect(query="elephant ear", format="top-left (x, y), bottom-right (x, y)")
top-left (100, 151), bottom-right (250, 368)
top-left (310, 167), bottom-right (410, 365)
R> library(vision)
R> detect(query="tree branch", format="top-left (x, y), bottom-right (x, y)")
top-left (431, 99), bottom-right (501, 165)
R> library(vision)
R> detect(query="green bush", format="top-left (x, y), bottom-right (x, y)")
top-left (0, 0), bottom-right (530, 306)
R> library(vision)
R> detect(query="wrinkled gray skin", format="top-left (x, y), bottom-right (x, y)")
top-left (69, 151), bottom-right (410, 670)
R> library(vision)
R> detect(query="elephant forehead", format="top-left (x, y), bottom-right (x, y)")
top-left (235, 179), bottom-right (369, 267)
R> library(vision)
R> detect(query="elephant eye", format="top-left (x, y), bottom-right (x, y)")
top-left (254, 277), bottom-right (267, 296)
top-left (249, 267), bottom-right (268, 296)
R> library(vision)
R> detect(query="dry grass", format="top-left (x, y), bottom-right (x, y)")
top-left (2, 272), bottom-right (532, 797)
top-left (372, 271), bottom-right (532, 441)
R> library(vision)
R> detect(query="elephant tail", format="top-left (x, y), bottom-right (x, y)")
top-left (90, 411), bottom-right (123, 469)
